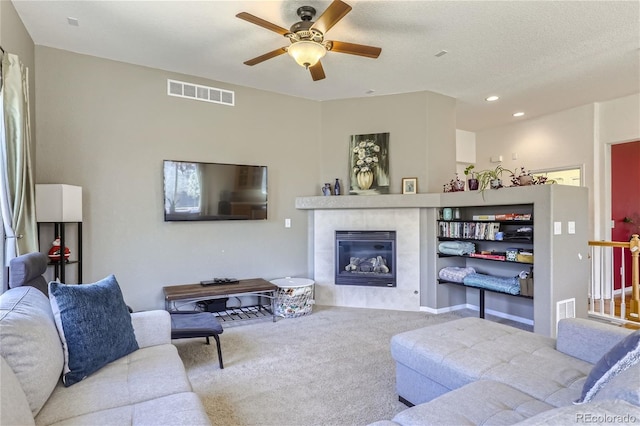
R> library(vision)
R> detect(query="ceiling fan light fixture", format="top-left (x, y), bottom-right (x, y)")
top-left (288, 40), bottom-right (326, 69)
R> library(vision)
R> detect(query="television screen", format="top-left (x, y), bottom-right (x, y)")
top-left (163, 160), bottom-right (267, 221)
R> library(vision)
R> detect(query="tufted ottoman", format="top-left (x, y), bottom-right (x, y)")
top-left (390, 317), bottom-right (592, 407)
top-left (170, 312), bottom-right (224, 369)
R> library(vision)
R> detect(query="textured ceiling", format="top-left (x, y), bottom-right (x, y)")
top-left (10, 0), bottom-right (640, 131)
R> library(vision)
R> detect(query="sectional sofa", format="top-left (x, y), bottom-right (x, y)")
top-left (0, 253), bottom-right (210, 425)
top-left (371, 316), bottom-right (639, 425)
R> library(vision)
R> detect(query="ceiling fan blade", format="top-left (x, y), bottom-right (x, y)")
top-left (329, 41), bottom-right (381, 58)
top-left (236, 12), bottom-right (290, 36)
top-left (311, 0), bottom-right (352, 35)
top-left (309, 62), bottom-right (326, 81)
top-left (243, 47), bottom-right (288, 66)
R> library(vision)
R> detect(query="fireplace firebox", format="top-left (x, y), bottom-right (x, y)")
top-left (335, 231), bottom-right (396, 287)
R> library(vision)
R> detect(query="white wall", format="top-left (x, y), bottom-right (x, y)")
top-left (456, 129), bottom-right (476, 177)
top-left (599, 93), bottom-right (640, 145)
top-left (320, 92), bottom-right (457, 194)
top-left (473, 93), bottom-right (640, 240)
top-left (456, 129), bottom-right (476, 164)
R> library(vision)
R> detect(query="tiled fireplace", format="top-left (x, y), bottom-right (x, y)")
top-left (312, 208), bottom-right (420, 311)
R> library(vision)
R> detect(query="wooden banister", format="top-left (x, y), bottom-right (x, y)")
top-left (589, 234), bottom-right (639, 322)
top-left (630, 234), bottom-right (640, 321)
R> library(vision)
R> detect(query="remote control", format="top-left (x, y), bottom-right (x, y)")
top-left (200, 278), bottom-right (239, 286)
top-left (214, 278), bottom-right (239, 283)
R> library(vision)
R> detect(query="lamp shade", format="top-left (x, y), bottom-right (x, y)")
top-left (288, 41), bottom-right (326, 68)
top-left (35, 184), bottom-right (83, 222)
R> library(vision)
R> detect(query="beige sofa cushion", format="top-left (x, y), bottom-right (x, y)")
top-left (0, 356), bottom-right (35, 426)
top-left (0, 287), bottom-right (64, 416)
top-left (392, 381), bottom-right (554, 425)
top-left (35, 344), bottom-right (194, 425)
top-left (36, 392), bottom-right (211, 426)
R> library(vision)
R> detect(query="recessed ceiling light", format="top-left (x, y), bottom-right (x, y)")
top-left (435, 50), bottom-right (448, 57)
top-left (485, 96), bottom-right (499, 102)
top-left (67, 17), bottom-right (79, 26)
top-left (513, 112), bottom-right (525, 117)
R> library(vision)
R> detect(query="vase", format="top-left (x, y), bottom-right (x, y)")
top-left (519, 175), bottom-right (533, 186)
top-left (334, 178), bottom-right (341, 195)
top-left (468, 178), bottom-right (479, 191)
top-left (356, 171), bottom-right (374, 190)
top-left (490, 178), bottom-right (502, 189)
top-left (452, 180), bottom-right (465, 192)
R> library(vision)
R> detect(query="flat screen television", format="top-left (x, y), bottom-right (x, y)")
top-left (163, 160), bottom-right (267, 221)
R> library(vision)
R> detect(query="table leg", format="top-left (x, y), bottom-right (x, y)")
top-left (479, 289), bottom-right (485, 319)
top-left (271, 290), bottom-right (276, 322)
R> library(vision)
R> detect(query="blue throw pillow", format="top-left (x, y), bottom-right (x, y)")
top-left (576, 329), bottom-right (640, 403)
top-left (49, 275), bottom-right (139, 386)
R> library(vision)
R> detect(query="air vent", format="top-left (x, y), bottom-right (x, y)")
top-left (167, 79), bottom-right (234, 106)
top-left (556, 297), bottom-right (576, 334)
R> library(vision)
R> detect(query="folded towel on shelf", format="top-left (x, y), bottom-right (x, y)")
top-left (462, 273), bottom-right (521, 295)
top-left (439, 267), bottom-right (476, 283)
top-left (438, 241), bottom-right (476, 256)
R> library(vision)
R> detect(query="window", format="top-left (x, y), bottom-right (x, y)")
top-left (532, 165), bottom-right (583, 186)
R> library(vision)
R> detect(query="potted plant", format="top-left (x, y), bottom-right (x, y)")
top-left (464, 165), bottom-right (479, 191)
top-left (476, 164), bottom-right (507, 192)
top-left (510, 167), bottom-right (555, 186)
top-left (445, 173), bottom-right (465, 192)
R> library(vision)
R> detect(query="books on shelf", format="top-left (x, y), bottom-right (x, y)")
top-left (472, 213), bottom-right (532, 221)
top-left (472, 214), bottom-right (496, 221)
top-left (439, 221), bottom-right (501, 240)
top-left (470, 253), bottom-right (506, 261)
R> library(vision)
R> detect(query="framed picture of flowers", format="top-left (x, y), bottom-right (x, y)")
top-left (349, 132), bottom-right (390, 194)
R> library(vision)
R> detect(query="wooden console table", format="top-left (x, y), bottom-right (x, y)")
top-left (163, 278), bottom-right (278, 322)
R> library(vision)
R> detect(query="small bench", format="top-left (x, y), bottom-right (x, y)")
top-left (170, 311), bottom-right (224, 369)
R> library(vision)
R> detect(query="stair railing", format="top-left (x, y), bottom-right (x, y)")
top-left (588, 234), bottom-right (639, 323)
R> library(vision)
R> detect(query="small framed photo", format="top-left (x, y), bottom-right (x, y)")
top-left (402, 178), bottom-right (417, 194)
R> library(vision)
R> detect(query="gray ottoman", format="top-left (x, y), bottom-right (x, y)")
top-left (390, 317), bottom-right (590, 406)
top-left (170, 312), bottom-right (224, 369)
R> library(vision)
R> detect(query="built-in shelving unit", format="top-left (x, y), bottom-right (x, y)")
top-left (436, 204), bottom-right (535, 319)
top-left (296, 184), bottom-right (590, 337)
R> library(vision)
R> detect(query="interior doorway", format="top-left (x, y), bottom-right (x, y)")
top-left (611, 140), bottom-right (640, 290)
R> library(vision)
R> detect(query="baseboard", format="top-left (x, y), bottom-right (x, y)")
top-left (419, 304), bottom-right (468, 314)
top-left (420, 303), bottom-right (534, 326)
top-left (466, 303), bottom-right (534, 326)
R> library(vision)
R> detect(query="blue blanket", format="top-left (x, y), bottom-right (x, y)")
top-left (438, 241), bottom-right (476, 256)
top-left (462, 273), bottom-right (521, 295)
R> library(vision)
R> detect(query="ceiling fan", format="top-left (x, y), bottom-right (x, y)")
top-left (236, 0), bottom-right (381, 81)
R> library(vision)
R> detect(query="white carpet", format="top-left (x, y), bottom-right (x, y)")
top-left (175, 305), bottom-right (526, 426)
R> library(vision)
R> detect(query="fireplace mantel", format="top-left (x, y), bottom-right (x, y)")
top-left (295, 194), bottom-right (441, 210)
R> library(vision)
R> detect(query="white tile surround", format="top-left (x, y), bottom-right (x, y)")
top-left (313, 208), bottom-right (421, 311)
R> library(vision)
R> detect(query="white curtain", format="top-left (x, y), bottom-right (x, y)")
top-left (0, 52), bottom-right (38, 264)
